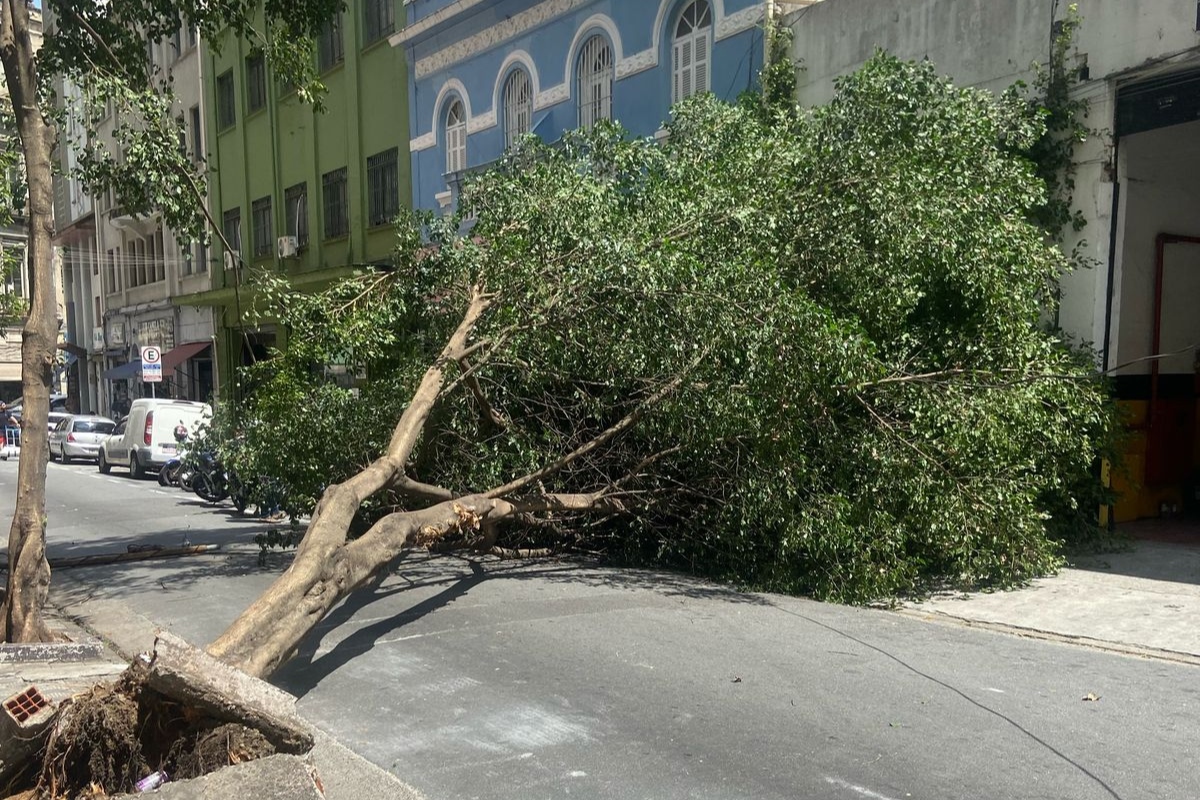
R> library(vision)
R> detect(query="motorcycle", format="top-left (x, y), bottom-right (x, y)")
top-left (160, 425), bottom-right (193, 488)
top-left (192, 450), bottom-right (229, 503)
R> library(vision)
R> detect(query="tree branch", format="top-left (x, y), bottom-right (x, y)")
top-left (486, 362), bottom-right (697, 500)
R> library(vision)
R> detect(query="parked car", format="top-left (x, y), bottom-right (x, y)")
top-left (99, 399), bottom-right (211, 478)
top-left (7, 394), bottom-right (69, 415)
top-left (48, 415), bottom-right (116, 463)
top-left (47, 411), bottom-right (72, 432)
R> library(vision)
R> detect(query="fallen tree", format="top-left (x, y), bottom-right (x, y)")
top-left (210, 54), bottom-right (1119, 679)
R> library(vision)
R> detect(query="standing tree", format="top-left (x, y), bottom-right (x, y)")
top-left (0, 0), bottom-right (342, 642)
top-left (207, 55), bottom-right (1118, 679)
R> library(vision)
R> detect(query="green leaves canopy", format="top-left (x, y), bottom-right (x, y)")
top-left (228, 54), bottom-right (1118, 602)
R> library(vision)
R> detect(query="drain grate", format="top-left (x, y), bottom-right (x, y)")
top-left (4, 685), bottom-right (49, 723)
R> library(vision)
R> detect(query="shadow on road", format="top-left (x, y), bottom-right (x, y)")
top-left (267, 554), bottom-right (770, 697)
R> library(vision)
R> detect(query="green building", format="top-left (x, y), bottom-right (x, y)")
top-left (179, 0), bottom-right (409, 399)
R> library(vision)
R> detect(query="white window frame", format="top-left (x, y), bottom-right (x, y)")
top-left (503, 69), bottom-right (533, 149)
top-left (445, 99), bottom-right (467, 175)
top-left (672, 0), bottom-right (712, 103)
top-left (576, 34), bottom-right (613, 129)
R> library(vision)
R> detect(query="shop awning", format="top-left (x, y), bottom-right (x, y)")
top-left (162, 341), bottom-right (211, 377)
top-left (101, 361), bottom-right (141, 381)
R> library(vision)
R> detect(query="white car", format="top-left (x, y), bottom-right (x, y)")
top-left (49, 415), bottom-right (117, 463)
top-left (99, 399), bottom-right (211, 478)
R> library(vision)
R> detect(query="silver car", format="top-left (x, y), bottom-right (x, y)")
top-left (49, 415), bottom-right (117, 463)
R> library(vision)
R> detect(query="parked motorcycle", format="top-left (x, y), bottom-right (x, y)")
top-left (192, 450), bottom-right (229, 503)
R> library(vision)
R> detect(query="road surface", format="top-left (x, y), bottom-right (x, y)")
top-left (1, 457), bottom-right (1195, 800)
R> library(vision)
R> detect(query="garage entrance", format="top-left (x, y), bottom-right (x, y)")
top-left (1110, 70), bottom-right (1200, 523)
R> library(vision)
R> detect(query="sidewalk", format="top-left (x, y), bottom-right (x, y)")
top-left (0, 601), bottom-right (424, 800)
top-left (903, 538), bottom-right (1200, 664)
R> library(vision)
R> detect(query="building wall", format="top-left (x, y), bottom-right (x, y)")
top-left (401, 0), bottom-right (765, 212)
top-left (191, 0), bottom-right (410, 397)
top-left (89, 22), bottom-right (217, 416)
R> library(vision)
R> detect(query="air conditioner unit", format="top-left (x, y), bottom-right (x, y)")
top-left (277, 236), bottom-right (299, 259)
top-left (223, 250), bottom-right (240, 271)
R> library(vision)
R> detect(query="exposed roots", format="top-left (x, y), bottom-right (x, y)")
top-left (25, 669), bottom-right (276, 799)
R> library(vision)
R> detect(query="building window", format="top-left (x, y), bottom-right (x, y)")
top-left (284, 182), bottom-right (308, 247)
top-left (364, 0), bottom-right (394, 45)
top-left (216, 70), bottom-right (236, 131)
top-left (445, 99), bottom-right (466, 175)
top-left (673, 1), bottom-right (712, 102)
top-left (189, 239), bottom-right (208, 275)
top-left (189, 105), bottom-right (203, 161)
top-left (322, 168), bottom-right (349, 239)
top-left (367, 148), bottom-right (399, 227)
top-left (577, 35), bottom-right (613, 129)
top-left (246, 52), bottom-right (267, 114)
top-left (317, 12), bottom-right (344, 72)
top-left (222, 207), bottom-right (242, 262)
top-left (252, 196), bottom-right (273, 258)
top-left (503, 68), bottom-right (533, 149)
top-left (188, 25), bottom-right (197, 48)
top-left (4, 244), bottom-right (26, 297)
top-left (155, 228), bottom-right (165, 282)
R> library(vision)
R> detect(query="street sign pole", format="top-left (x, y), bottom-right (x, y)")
top-left (141, 346), bottom-right (163, 397)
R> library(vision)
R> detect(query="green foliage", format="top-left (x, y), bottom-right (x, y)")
top-left (1018, 3), bottom-right (1092, 240)
top-left (223, 54), bottom-right (1119, 602)
top-left (757, 14), bottom-right (797, 118)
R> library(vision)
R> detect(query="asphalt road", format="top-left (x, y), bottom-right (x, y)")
top-left (2, 456), bottom-right (1197, 800)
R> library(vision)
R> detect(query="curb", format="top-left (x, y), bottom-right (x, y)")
top-left (0, 639), bottom-right (106, 664)
top-left (894, 607), bottom-right (1200, 667)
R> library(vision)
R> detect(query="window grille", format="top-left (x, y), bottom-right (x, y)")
top-left (252, 196), bottom-right (273, 258)
top-left (576, 35), bottom-right (613, 129)
top-left (216, 70), bottom-right (236, 130)
top-left (673, 1), bottom-right (712, 102)
top-left (246, 53), bottom-right (267, 113)
top-left (364, 0), bottom-right (395, 45)
top-left (503, 69), bottom-right (533, 149)
top-left (367, 149), bottom-right (399, 227)
top-left (189, 105), bottom-right (203, 161)
top-left (322, 168), bottom-right (349, 239)
top-left (318, 12), bottom-right (344, 72)
top-left (222, 207), bottom-right (242, 262)
top-left (285, 182), bottom-right (309, 246)
top-left (445, 100), bottom-right (466, 174)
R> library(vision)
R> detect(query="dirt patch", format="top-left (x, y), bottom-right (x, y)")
top-left (13, 666), bottom-right (277, 799)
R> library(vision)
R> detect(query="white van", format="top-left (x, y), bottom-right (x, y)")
top-left (99, 399), bottom-right (211, 479)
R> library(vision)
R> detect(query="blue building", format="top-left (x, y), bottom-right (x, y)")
top-left (393, 0), bottom-right (767, 212)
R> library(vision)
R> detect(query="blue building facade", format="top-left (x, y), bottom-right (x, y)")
top-left (393, 0), bottom-right (767, 212)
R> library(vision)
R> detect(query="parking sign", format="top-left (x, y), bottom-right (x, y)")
top-left (141, 346), bottom-right (163, 383)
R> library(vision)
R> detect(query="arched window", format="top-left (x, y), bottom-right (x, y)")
top-left (672, 0), bottom-right (712, 102)
top-left (503, 68), bottom-right (533, 148)
top-left (576, 34), bottom-right (613, 129)
top-left (445, 99), bottom-right (466, 174)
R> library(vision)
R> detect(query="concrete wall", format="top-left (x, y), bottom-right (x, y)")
top-left (403, 0), bottom-right (764, 211)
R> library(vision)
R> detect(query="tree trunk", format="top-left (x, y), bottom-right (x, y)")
top-left (0, 0), bottom-right (58, 643)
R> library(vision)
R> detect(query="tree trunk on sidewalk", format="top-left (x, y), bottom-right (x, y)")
top-left (0, 0), bottom-right (58, 643)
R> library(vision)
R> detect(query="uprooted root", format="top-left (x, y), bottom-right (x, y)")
top-left (31, 669), bottom-right (276, 799)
